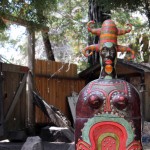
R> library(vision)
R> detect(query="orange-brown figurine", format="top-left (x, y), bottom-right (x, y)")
top-left (82, 19), bottom-right (135, 59)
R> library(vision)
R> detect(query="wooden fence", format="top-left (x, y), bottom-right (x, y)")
top-left (35, 60), bottom-right (85, 124)
top-left (0, 62), bottom-right (28, 136)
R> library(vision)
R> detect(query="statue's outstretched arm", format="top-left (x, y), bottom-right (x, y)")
top-left (117, 24), bottom-right (132, 35)
top-left (117, 45), bottom-right (135, 59)
top-left (82, 44), bottom-right (99, 57)
top-left (87, 21), bottom-right (101, 36)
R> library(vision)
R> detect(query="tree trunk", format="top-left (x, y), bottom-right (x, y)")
top-left (42, 32), bottom-right (55, 61)
top-left (88, 0), bottom-right (111, 65)
top-left (35, 6), bottom-right (55, 61)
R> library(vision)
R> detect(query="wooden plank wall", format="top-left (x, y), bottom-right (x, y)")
top-left (35, 59), bottom-right (78, 78)
top-left (144, 72), bottom-right (150, 121)
top-left (2, 63), bottom-right (28, 131)
top-left (35, 60), bottom-right (85, 124)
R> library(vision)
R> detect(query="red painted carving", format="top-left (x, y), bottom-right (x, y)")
top-left (77, 121), bottom-right (128, 150)
top-left (77, 139), bottom-right (142, 150)
top-left (127, 141), bottom-right (142, 150)
top-left (101, 136), bottom-right (116, 150)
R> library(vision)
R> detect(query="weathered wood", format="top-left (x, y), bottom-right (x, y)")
top-left (35, 77), bottom-right (85, 123)
top-left (26, 28), bottom-right (35, 130)
top-left (2, 71), bottom-right (27, 131)
top-left (35, 74), bottom-right (79, 80)
top-left (2, 63), bottom-right (29, 73)
top-left (34, 59), bottom-right (85, 123)
top-left (116, 62), bottom-right (143, 75)
top-left (144, 72), bottom-right (150, 121)
top-left (0, 11), bottom-right (49, 32)
top-left (79, 63), bottom-right (100, 78)
top-left (0, 63), bottom-right (4, 136)
top-left (4, 73), bottom-right (27, 122)
top-left (68, 93), bottom-right (78, 123)
top-left (35, 59), bottom-right (78, 78)
top-left (33, 91), bottom-right (71, 127)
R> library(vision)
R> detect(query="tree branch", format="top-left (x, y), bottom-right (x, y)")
top-left (0, 11), bottom-right (49, 32)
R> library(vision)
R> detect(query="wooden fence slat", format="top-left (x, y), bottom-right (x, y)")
top-left (41, 60), bottom-right (47, 75)
top-left (4, 73), bottom-right (27, 122)
top-left (35, 60), bottom-right (42, 75)
top-left (47, 60), bottom-right (51, 75)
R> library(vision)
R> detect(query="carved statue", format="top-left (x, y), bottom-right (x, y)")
top-left (75, 20), bottom-right (142, 150)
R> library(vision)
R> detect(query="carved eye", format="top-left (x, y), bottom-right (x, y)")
top-left (87, 94), bottom-right (104, 109)
top-left (101, 48), bottom-right (107, 54)
top-left (112, 93), bottom-right (128, 110)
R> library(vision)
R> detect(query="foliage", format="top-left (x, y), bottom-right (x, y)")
top-left (46, 0), bottom-right (89, 68)
top-left (111, 10), bottom-right (150, 62)
top-left (95, 0), bottom-right (150, 27)
top-left (95, 0), bottom-right (142, 11)
top-left (0, 18), bottom-right (7, 30)
top-left (0, 0), bottom-right (57, 24)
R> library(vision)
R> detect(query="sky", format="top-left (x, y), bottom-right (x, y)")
top-left (0, 25), bottom-right (26, 64)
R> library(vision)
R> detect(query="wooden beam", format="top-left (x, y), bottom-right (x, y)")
top-left (0, 12), bottom-right (49, 32)
top-left (2, 63), bottom-right (29, 73)
top-left (79, 63), bottom-right (100, 78)
top-left (33, 91), bottom-right (71, 127)
top-left (4, 73), bottom-right (27, 122)
top-left (0, 63), bottom-right (4, 136)
top-left (26, 28), bottom-right (35, 131)
top-left (144, 72), bottom-right (150, 121)
top-left (68, 96), bottom-right (78, 124)
top-left (35, 73), bottom-right (79, 80)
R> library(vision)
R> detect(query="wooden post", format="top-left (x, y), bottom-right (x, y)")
top-left (26, 28), bottom-right (35, 134)
top-left (144, 72), bottom-right (150, 121)
top-left (0, 63), bottom-right (4, 136)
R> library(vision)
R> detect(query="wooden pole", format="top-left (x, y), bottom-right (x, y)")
top-left (0, 63), bottom-right (4, 136)
top-left (26, 28), bottom-right (35, 134)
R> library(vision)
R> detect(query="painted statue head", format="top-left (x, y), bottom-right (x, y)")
top-left (100, 42), bottom-right (117, 79)
top-left (82, 19), bottom-right (135, 60)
